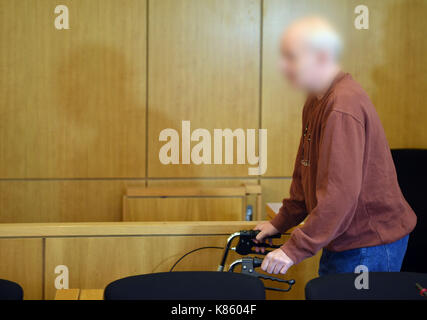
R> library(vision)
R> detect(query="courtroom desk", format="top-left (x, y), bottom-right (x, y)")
top-left (266, 202), bottom-right (283, 220)
top-left (55, 289), bottom-right (104, 300)
top-left (0, 221), bottom-right (319, 300)
top-left (54, 289), bottom-right (80, 300)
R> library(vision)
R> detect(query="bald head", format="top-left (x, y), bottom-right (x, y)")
top-left (283, 17), bottom-right (342, 60)
top-left (279, 16), bottom-right (343, 93)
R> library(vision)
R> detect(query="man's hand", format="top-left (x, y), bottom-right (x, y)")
top-left (261, 249), bottom-right (294, 274)
top-left (253, 221), bottom-right (279, 253)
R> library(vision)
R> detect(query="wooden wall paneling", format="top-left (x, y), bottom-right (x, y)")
top-left (44, 234), bottom-right (313, 300)
top-left (260, 178), bottom-right (292, 219)
top-left (146, 179), bottom-right (259, 189)
top-left (0, 238), bottom-right (44, 300)
top-left (350, 0), bottom-right (427, 149)
top-left (0, 0), bottom-right (147, 178)
top-left (44, 235), bottom-right (241, 300)
top-left (148, 0), bottom-right (261, 177)
top-left (0, 221), bottom-right (319, 300)
top-left (123, 185), bottom-right (252, 221)
top-left (125, 197), bottom-right (244, 221)
top-left (145, 179), bottom-right (260, 220)
top-left (262, 0), bottom-right (427, 177)
top-left (0, 221), bottom-right (261, 238)
top-left (147, 179), bottom-right (259, 218)
top-left (0, 180), bottom-right (145, 223)
top-left (126, 186), bottom-right (247, 197)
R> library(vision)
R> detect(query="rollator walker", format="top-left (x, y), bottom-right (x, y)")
top-left (218, 229), bottom-right (295, 293)
top-left (104, 229), bottom-right (295, 299)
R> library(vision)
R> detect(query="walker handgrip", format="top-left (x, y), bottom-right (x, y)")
top-left (218, 230), bottom-right (283, 271)
top-left (252, 230), bottom-right (282, 239)
top-left (235, 230), bottom-right (282, 255)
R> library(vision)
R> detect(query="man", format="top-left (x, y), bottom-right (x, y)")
top-left (255, 17), bottom-right (416, 276)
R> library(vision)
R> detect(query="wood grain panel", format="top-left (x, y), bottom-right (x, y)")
top-left (148, 0), bottom-right (261, 177)
top-left (0, 238), bottom-right (43, 300)
top-left (126, 186), bottom-right (246, 197)
top-left (0, 180), bottom-right (144, 222)
top-left (0, 221), bottom-right (319, 300)
top-left (147, 179), bottom-right (259, 188)
top-left (44, 235), bottom-right (240, 300)
top-left (0, 0), bottom-right (147, 178)
top-left (0, 221), bottom-right (260, 238)
top-left (54, 289), bottom-right (80, 300)
top-left (125, 197), bottom-right (244, 221)
top-left (260, 179), bottom-right (292, 219)
top-left (44, 233), bottom-right (313, 300)
top-left (0, 179), bottom-right (261, 223)
top-left (79, 289), bottom-right (104, 300)
top-left (262, 0), bottom-right (427, 176)
top-left (364, 0), bottom-right (427, 149)
top-left (146, 179), bottom-right (260, 219)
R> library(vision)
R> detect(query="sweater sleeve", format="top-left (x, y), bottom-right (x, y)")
top-left (281, 110), bottom-right (365, 264)
top-left (270, 135), bottom-right (308, 233)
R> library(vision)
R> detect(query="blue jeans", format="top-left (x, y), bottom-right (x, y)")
top-left (318, 235), bottom-right (409, 276)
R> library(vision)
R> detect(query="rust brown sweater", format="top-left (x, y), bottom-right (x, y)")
top-left (271, 72), bottom-right (417, 265)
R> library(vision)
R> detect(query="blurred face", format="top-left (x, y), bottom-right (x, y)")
top-left (279, 31), bottom-right (323, 92)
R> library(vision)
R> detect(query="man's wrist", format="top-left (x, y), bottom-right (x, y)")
top-left (280, 243), bottom-right (297, 265)
top-left (270, 213), bottom-right (288, 234)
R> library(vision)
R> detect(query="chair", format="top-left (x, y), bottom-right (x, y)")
top-left (391, 149), bottom-right (427, 272)
top-left (104, 271), bottom-right (265, 300)
top-left (305, 272), bottom-right (427, 300)
top-left (0, 279), bottom-right (23, 300)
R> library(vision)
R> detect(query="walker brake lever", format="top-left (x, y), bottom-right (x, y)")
top-left (228, 257), bottom-right (295, 293)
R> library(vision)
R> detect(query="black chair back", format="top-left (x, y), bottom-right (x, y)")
top-left (391, 149), bottom-right (427, 272)
top-left (0, 279), bottom-right (23, 300)
top-left (305, 272), bottom-right (427, 300)
top-left (104, 271), bottom-right (265, 300)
